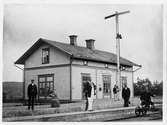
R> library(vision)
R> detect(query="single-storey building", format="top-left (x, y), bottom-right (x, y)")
top-left (15, 35), bottom-right (141, 101)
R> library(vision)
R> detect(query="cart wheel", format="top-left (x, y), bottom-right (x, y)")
top-left (142, 109), bottom-right (147, 116)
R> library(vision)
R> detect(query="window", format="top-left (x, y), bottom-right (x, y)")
top-left (121, 76), bottom-right (127, 88)
top-left (83, 61), bottom-right (88, 66)
top-left (81, 73), bottom-right (91, 99)
top-left (42, 48), bottom-right (50, 64)
top-left (38, 74), bottom-right (54, 99)
top-left (103, 75), bottom-right (111, 96)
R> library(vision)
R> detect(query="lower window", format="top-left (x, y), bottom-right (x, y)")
top-left (121, 76), bottom-right (127, 88)
top-left (103, 75), bottom-right (111, 98)
top-left (38, 74), bottom-right (54, 99)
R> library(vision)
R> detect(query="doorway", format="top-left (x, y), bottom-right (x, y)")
top-left (81, 73), bottom-right (91, 99)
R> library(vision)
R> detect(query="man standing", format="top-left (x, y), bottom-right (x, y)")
top-left (84, 80), bottom-right (96, 111)
top-left (84, 81), bottom-right (90, 111)
top-left (27, 79), bottom-right (37, 110)
top-left (122, 84), bottom-right (131, 107)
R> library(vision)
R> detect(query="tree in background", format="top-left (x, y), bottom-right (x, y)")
top-left (151, 80), bottom-right (163, 96)
top-left (134, 78), bottom-right (163, 96)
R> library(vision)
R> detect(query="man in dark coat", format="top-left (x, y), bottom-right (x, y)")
top-left (84, 80), bottom-right (96, 111)
top-left (84, 80), bottom-right (92, 111)
top-left (27, 79), bottom-right (37, 110)
top-left (122, 84), bottom-right (131, 107)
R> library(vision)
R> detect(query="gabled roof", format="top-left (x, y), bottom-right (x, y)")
top-left (15, 38), bottom-right (141, 67)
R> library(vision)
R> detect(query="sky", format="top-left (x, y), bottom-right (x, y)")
top-left (3, 3), bottom-right (163, 82)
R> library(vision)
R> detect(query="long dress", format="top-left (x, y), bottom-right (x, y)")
top-left (87, 83), bottom-right (95, 111)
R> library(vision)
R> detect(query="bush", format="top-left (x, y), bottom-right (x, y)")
top-left (134, 78), bottom-right (163, 96)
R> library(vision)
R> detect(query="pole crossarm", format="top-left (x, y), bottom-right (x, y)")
top-left (104, 10), bottom-right (130, 19)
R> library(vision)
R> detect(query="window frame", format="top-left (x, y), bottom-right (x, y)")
top-left (38, 74), bottom-right (54, 99)
top-left (42, 48), bottom-right (50, 64)
top-left (102, 75), bottom-right (111, 98)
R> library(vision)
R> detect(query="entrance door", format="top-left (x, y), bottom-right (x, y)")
top-left (102, 75), bottom-right (111, 98)
top-left (81, 73), bottom-right (91, 99)
top-left (38, 74), bottom-right (54, 99)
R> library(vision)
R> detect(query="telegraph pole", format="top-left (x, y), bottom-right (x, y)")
top-left (105, 11), bottom-right (130, 99)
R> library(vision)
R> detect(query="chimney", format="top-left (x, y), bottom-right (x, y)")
top-left (69, 35), bottom-right (77, 46)
top-left (85, 39), bottom-right (95, 50)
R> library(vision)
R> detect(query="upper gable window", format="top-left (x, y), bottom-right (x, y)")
top-left (42, 48), bottom-right (50, 64)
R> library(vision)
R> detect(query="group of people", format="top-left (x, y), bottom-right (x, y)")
top-left (113, 84), bottom-right (131, 107)
top-left (83, 79), bottom-right (131, 111)
top-left (27, 79), bottom-right (153, 111)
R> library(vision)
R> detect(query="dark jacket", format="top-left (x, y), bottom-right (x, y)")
top-left (27, 84), bottom-right (37, 98)
top-left (113, 87), bottom-right (117, 94)
top-left (84, 82), bottom-right (96, 98)
top-left (122, 87), bottom-right (130, 100)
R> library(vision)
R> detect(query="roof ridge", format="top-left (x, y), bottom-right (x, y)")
top-left (41, 38), bottom-right (137, 64)
top-left (41, 38), bottom-right (116, 55)
top-left (15, 38), bottom-right (141, 67)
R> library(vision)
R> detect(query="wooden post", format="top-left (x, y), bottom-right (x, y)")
top-left (105, 11), bottom-right (130, 99)
top-left (115, 12), bottom-right (121, 98)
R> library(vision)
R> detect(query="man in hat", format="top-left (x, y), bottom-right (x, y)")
top-left (122, 84), bottom-right (131, 107)
top-left (27, 79), bottom-right (37, 110)
top-left (84, 79), bottom-right (96, 111)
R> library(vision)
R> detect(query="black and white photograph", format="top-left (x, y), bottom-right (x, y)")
top-left (1, 0), bottom-right (165, 123)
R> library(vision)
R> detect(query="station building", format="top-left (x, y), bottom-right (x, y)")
top-left (15, 35), bottom-right (141, 101)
